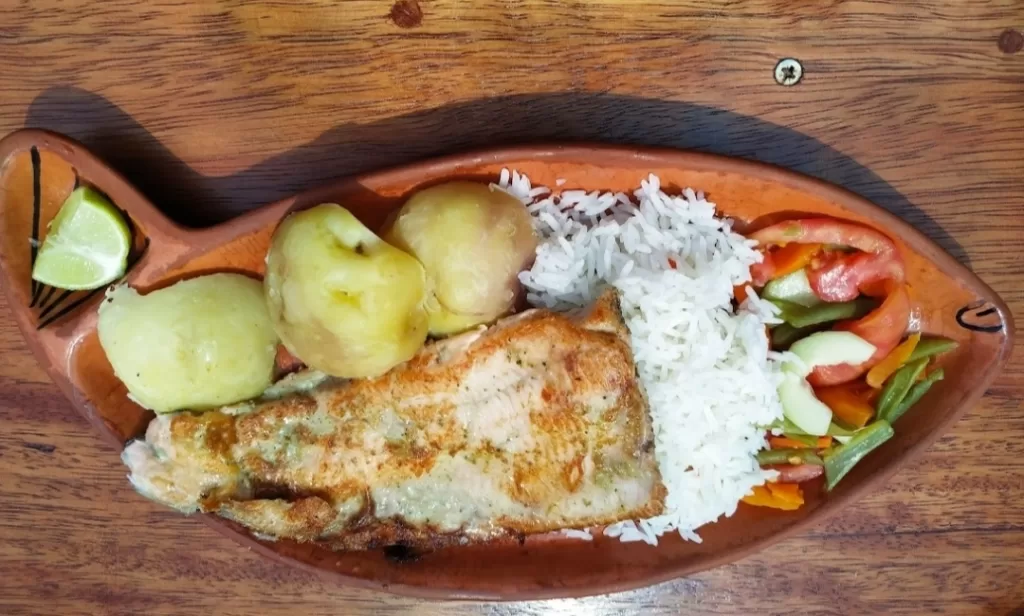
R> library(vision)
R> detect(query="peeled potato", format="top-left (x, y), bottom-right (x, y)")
top-left (97, 274), bottom-right (278, 414)
top-left (383, 182), bottom-right (538, 335)
top-left (264, 204), bottom-right (429, 378)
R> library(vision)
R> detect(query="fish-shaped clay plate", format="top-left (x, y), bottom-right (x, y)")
top-left (0, 129), bottom-right (1012, 600)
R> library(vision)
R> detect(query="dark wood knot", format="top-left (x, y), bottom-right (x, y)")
top-left (998, 29), bottom-right (1023, 54)
top-left (389, 0), bottom-right (423, 29)
top-left (23, 442), bottom-right (56, 453)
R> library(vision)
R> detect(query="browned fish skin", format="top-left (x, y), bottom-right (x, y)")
top-left (123, 290), bottom-right (665, 550)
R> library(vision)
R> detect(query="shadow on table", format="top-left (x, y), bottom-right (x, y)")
top-left (22, 86), bottom-right (969, 265)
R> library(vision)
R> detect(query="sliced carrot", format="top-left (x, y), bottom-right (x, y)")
top-left (742, 484), bottom-right (804, 511)
top-left (769, 242), bottom-right (823, 280)
top-left (815, 382), bottom-right (875, 428)
top-left (767, 482), bottom-right (804, 506)
top-left (734, 284), bottom-right (750, 304)
top-left (860, 383), bottom-right (882, 404)
top-left (866, 332), bottom-right (921, 388)
top-left (742, 485), bottom-right (773, 507)
top-left (769, 436), bottom-right (832, 449)
top-left (769, 436), bottom-right (809, 449)
top-left (841, 380), bottom-right (882, 404)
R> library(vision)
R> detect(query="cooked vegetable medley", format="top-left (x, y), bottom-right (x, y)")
top-left (742, 217), bottom-right (958, 511)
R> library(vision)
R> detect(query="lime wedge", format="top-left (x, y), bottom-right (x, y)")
top-left (31, 187), bottom-right (131, 290)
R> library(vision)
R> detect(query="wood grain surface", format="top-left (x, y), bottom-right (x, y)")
top-left (0, 1), bottom-right (1022, 614)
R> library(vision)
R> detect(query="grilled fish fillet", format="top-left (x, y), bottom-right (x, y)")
top-left (122, 289), bottom-right (665, 550)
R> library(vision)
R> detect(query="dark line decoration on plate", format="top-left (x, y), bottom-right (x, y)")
top-left (28, 146), bottom-right (42, 305)
top-left (36, 236), bottom-right (149, 331)
top-left (35, 285), bottom-right (58, 310)
top-left (37, 286), bottom-right (72, 320)
top-left (38, 290), bottom-right (73, 320)
top-left (37, 289), bottom-right (101, 330)
top-left (956, 300), bottom-right (1003, 333)
top-left (22, 149), bottom-right (148, 330)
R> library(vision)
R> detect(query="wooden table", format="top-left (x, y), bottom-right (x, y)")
top-left (1, 1), bottom-right (1022, 614)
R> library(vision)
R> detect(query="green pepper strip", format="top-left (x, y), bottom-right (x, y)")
top-left (823, 420), bottom-right (895, 491)
top-left (826, 420), bottom-right (858, 437)
top-left (887, 368), bottom-right (945, 424)
top-left (778, 418), bottom-right (807, 435)
top-left (906, 337), bottom-right (959, 363)
top-left (781, 432), bottom-right (819, 447)
top-left (876, 358), bottom-right (929, 422)
top-left (771, 322), bottom-right (826, 349)
top-left (769, 297), bottom-right (877, 329)
top-left (757, 448), bottom-right (824, 466)
top-left (775, 418), bottom-right (856, 437)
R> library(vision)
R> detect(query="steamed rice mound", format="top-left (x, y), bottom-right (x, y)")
top-left (499, 170), bottom-right (786, 544)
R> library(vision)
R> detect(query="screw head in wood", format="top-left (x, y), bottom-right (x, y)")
top-left (774, 58), bottom-right (803, 86)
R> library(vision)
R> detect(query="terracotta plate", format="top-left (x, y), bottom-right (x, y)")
top-left (0, 129), bottom-right (1013, 600)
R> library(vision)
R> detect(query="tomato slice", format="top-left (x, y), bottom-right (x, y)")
top-left (751, 218), bottom-right (911, 386)
top-left (750, 218), bottom-right (906, 302)
top-left (806, 250), bottom-right (906, 302)
top-left (808, 285), bottom-right (911, 386)
top-left (750, 257), bottom-right (775, 287)
top-left (750, 218), bottom-right (899, 256)
top-left (750, 243), bottom-right (823, 286)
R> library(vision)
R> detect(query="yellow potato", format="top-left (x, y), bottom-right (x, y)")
top-left (97, 274), bottom-right (278, 414)
top-left (383, 182), bottom-right (538, 336)
top-left (264, 204), bottom-right (429, 378)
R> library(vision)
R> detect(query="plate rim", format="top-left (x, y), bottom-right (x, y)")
top-left (0, 129), bottom-right (1014, 600)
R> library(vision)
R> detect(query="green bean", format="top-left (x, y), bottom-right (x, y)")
top-left (780, 298), bottom-right (877, 329)
top-left (823, 420), bottom-right (894, 491)
top-left (771, 322), bottom-right (823, 349)
top-left (887, 369), bottom-right (945, 424)
top-left (906, 337), bottom-right (959, 364)
top-left (757, 448), bottom-right (824, 466)
top-left (768, 299), bottom-right (804, 320)
top-left (876, 358), bottom-right (929, 422)
top-left (768, 298), bottom-right (876, 349)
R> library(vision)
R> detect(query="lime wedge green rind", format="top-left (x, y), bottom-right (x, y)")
top-left (30, 187), bottom-right (131, 291)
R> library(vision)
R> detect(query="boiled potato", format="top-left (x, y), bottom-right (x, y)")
top-left (97, 274), bottom-right (278, 414)
top-left (383, 182), bottom-right (538, 335)
top-left (264, 204), bottom-right (429, 378)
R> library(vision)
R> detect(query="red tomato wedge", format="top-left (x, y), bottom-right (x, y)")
top-left (806, 250), bottom-right (905, 302)
top-left (808, 284), bottom-right (912, 386)
top-left (750, 217), bottom-right (912, 386)
top-left (750, 243), bottom-right (822, 286)
top-left (749, 218), bottom-right (906, 299)
top-left (750, 218), bottom-right (899, 256)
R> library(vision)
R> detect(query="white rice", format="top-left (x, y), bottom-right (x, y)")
top-left (496, 170), bottom-right (787, 545)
